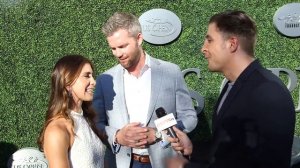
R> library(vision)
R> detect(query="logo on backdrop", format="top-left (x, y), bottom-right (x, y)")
top-left (183, 67), bottom-right (300, 113)
top-left (139, 8), bottom-right (182, 45)
top-left (7, 147), bottom-right (48, 168)
top-left (273, 3), bottom-right (300, 37)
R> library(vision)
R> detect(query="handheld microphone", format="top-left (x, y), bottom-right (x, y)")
top-left (155, 107), bottom-right (178, 138)
top-left (155, 107), bottom-right (183, 154)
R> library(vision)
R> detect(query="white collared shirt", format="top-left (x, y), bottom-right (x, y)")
top-left (123, 54), bottom-right (151, 155)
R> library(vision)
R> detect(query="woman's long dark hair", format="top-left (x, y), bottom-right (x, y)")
top-left (37, 55), bottom-right (106, 151)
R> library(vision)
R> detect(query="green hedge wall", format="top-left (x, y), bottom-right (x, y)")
top-left (1, 0), bottom-right (299, 167)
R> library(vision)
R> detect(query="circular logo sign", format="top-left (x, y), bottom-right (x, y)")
top-left (139, 8), bottom-right (182, 45)
top-left (273, 3), bottom-right (300, 37)
top-left (8, 147), bottom-right (48, 168)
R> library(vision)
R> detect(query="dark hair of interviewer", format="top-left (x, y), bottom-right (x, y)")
top-left (209, 10), bottom-right (257, 56)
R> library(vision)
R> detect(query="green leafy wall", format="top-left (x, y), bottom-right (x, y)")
top-left (1, 0), bottom-right (299, 167)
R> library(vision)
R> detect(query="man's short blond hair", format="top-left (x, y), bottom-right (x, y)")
top-left (102, 12), bottom-right (141, 37)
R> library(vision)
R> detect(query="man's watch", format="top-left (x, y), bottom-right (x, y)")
top-left (155, 130), bottom-right (162, 142)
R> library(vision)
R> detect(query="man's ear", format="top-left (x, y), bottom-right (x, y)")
top-left (137, 33), bottom-right (143, 46)
top-left (228, 36), bottom-right (238, 53)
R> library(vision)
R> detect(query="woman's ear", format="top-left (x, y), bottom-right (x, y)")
top-left (66, 86), bottom-right (73, 98)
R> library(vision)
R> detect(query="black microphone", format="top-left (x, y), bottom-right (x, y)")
top-left (155, 107), bottom-right (178, 138)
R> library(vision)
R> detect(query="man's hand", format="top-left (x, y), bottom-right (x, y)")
top-left (144, 127), bottom-right (156, 145)
top-left (167, 126), bottom-right (193, 155)
top-left (116, 122), bottom-right (148, 148)
top-left (166, 155), bottom-right (189, 168)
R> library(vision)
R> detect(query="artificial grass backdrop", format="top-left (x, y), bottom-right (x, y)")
top-left (1, 0), bottom-right (299, 167)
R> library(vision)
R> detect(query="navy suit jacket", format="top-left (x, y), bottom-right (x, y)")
top-left (186, 60), bottom-right (295, 168)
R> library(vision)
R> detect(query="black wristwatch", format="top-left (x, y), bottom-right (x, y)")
top-left (155, 130), bottom-right (162, 142)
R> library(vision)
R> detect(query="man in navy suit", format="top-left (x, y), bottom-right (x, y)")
top-left (167, 10), bottom-right (295, 168)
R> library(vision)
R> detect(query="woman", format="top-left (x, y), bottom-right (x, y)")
top-left (37, 55), bottom-right (106, 168)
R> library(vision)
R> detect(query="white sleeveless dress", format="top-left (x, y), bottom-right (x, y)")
top-left (69, 111), bottom-right (105, 168)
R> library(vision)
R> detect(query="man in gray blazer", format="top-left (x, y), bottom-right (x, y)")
top-left (93, 12), bottom-right (198, 168)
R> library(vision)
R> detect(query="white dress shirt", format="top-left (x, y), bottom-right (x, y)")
top-left (124, 54), bottom-right (151, 155)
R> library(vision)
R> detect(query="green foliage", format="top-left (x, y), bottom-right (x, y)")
top-left (1, 0), bottom-right (299, 166)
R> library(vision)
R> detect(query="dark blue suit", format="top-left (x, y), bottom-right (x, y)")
top-left (186, 60), bottom-right (295, 168)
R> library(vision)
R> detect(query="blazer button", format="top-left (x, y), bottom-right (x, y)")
top-left (127, 153), bottom-right (131, 157)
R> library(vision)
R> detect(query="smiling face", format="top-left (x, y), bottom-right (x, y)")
top-left (70, 63), bottom-right (96, 105)
top-left (201, 23), bottom-right (231, 73)
top-left (107, 29), bottom-right (143, 72)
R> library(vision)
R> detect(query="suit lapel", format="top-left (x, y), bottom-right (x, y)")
top-left (212, 82), bottom-right (229, 131)
top-left (145, 57), bottom-right (162, 125)
top-left (212, 60), bottom-right (259, 131)
top-left (215, 60), bottom-right (259, 119)
top-left (115, 65), bottom-right (130, 124)
top-left (213, 80), bottom-right (242, 131)
top-left (218, 82), bottom-right (241, 116)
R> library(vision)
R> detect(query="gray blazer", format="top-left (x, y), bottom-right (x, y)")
top-left (93, 55), bottom-right (198, 168)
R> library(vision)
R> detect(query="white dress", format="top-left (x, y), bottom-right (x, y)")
top-left (69, 111), bottom-right (105, 168)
